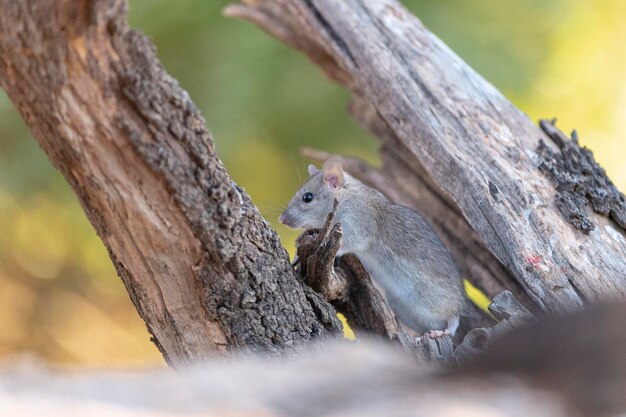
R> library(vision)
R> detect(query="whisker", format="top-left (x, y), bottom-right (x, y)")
top-left (256, 204), bottom-right (284, 212)
top-left (288, 150), bottom-right (302, 184)
top-left (299, 151), bottom-right (308, 170)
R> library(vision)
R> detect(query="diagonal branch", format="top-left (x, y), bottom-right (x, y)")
top-left (0, 0), bottom-right (342, 366)
top-left (228, 0), bottom-right (626, 314)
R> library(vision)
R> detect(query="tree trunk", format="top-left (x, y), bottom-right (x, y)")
top-left (226, 0), bottom-right (626, 314)
top-left (0, 0), bottom-right (341, 367)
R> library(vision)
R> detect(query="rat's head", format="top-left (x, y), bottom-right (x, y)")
top-left (279, 158), bottom-right (345, 229)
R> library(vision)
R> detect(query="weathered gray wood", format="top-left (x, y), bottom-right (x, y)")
top-left (227, 0), bottom-right (626, 314)
top-left (0, 0), bottom-right (341, 366)
top-left (451, 290), bottom-right (535, 365)
top-left (0, 340), bottom-right (567, 417)
top-left (488, 290), bottom-right (534, 323)
top-left (461, 302), bottom-right (626, 417)
top-left (451, 327), bottom-right (492, 364)
top-left (7, 303), bottom-right (626, 417)
top-left (411, 290), bottom-right (531, 365)
top-left (414, 334), bottom-right (456, 365)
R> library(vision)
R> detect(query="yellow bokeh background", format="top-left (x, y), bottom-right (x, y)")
top-left (0, 0), bottom-right (624, 366)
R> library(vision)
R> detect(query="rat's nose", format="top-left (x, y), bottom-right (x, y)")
top-left (279, 211), bottom-right (297, 228)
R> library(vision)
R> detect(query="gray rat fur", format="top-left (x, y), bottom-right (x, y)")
top-left (279, 158), bottom-right (469, 336)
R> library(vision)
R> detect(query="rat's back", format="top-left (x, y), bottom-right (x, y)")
top-left (358, 201), bottom-right (468, 333)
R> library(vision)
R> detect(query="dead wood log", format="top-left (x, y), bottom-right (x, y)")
top-left (0, 341), bottom-right (565, 417)
top-left (227, 0), bottom-right (626, 315)
top-left (5, 303), bottom-right (626, 417)
top-left (461, 302), bottom-right (626, 417)
top-left (0, 0), bottom-right (342, 366)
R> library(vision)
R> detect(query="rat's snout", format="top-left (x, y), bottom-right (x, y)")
top-left (279, 210), bottom-right (298, 228)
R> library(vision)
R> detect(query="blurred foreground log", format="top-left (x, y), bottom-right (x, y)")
top-left (0, 0), bottom-right (342, 366)
top-left (4, 304), bottom-right (626, 417)
top-left (227, 0), bottom-right (626, 314)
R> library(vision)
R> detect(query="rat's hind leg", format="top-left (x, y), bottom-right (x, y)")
top-left (446, 315), bottom-right (460, 336)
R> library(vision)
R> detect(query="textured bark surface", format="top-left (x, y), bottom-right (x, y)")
top-left (227, 0), bottom-right (626, 314)
top-left (538, 119), bottom-right (626, 234)
top-left (0, 0), bottom-right (341, 366)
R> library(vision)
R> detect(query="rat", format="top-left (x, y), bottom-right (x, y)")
top-left (279, 157), bottom-right (469, 338)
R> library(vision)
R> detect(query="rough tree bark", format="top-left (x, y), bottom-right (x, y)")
top-left (226, 0), bottom-right (626, 314)
top-left (0, 0), bottom-right (341, 367)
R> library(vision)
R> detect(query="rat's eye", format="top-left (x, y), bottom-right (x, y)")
top-left (302, 192), bottom-right (314, 203)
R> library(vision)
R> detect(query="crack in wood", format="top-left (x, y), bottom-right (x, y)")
top-left (302, 0), bottom-right (357, 66)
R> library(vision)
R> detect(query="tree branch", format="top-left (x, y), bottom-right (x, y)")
top-left (0, 0), bottom-right (341, 366)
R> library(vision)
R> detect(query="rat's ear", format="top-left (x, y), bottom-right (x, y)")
top-left (322, 157), bottom-right (345, 190)
top-left (307, 164), bottom-right (319, 176)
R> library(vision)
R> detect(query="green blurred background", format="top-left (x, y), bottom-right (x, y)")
top-left (0, 0), bottom-right (624, 366)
